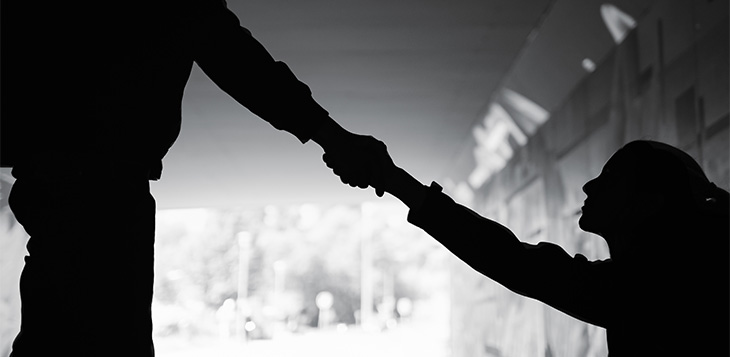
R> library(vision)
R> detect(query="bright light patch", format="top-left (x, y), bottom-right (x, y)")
top-left (600, 4), bottom-right (637, 44)
top-left (468, 90), bottom-right (551, 189)
top-left (469, 103), bottom-right (526, 188)
top-left (582, 58), bottom-right (597, 72)
top-left (501, 89), bottom-right (550, 131)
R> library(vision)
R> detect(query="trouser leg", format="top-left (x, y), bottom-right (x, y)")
top-left (9, 177), bottom-right (156, 357)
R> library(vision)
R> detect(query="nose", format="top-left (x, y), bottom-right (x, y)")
top-left (582, 177), bottom-right (597, 195)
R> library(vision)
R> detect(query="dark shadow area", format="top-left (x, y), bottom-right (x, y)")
top-left (1, 1), bottom-right (381, 356)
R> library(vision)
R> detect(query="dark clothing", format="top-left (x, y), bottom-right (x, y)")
top-left (408, 182), bottom-right (729, 356)
top-left (9, 162), bottom-right (155, 356)
top-left (1, 0), bottom-right (330, 172)
top-left (4, 1), bottom-right (331, 355)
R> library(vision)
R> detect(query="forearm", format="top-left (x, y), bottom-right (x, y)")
top-left (383, 167), bottom-right (516, 259)
top-left (384, 166), bottom-right (428, 210)
top-left (407, 187), bottom-right (522, 275)
top-left (406, 187), bottom-right (610, 326)
top-left (192, 3), bottom-right (331, 144)
top-left (311, 118), bottom-right (350, 152)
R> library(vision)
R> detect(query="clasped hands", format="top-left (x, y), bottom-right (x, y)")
top-left (313, 121), bottom-right (425, 208)
top-left (322, 133), bottom-right (395, 197)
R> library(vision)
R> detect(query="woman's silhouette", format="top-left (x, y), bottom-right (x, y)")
top-left (329, 139), bottom-right (729, 355)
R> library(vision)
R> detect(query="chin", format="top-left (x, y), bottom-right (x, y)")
top-left (578, 214), bottom-right (600, 235)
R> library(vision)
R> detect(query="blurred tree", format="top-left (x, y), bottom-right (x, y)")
top-left (152, 202), bottom-right (449, 336)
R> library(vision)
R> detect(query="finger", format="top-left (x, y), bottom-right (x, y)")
top-left (375, 188), bottom-right (384, 197)
top-left (323, 153), bottom-right (335, 166)
top-left (347, 177), bottom-right (368, 188)
top-left (340, 175), bottom-right (369, 190)
top-left (323, 152), bottom-right (345, 166)
top-left (324, 156), bottom-right (343, 169)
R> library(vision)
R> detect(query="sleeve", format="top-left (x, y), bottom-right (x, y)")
top-left (407, 182), bottom-right (615, 328)
top-left (186, 0), bottom-right (331, 143)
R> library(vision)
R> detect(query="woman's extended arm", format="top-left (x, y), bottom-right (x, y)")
top-left (383, 164), bottom-right (614, 328)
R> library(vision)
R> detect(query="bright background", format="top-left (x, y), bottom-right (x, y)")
top-left (151, 202), bottom-right (451, 357)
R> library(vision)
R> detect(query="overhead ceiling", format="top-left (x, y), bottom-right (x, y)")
top-left (151, 0), bottom-right (652, 209)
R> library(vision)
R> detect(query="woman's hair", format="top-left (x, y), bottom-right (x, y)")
top-left (620, 140), bottom-right (728, 222)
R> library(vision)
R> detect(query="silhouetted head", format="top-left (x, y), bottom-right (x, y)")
top-left (579, 140), bottom-right (728, 242)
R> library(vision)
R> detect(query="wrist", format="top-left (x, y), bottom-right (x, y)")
top-left (386, 167), bottom-right (427, 209)
top-left (311, 117), bottom-right (348, 152)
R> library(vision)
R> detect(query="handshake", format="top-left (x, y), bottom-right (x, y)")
top-left (313, 120), bottom-right (425, 208)
top-left (322, 133), bottom-right (395, 197)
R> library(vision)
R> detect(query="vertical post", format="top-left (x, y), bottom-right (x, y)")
top-left (236, 231), bottom-right (251, 340)
top-left (382, 271), bottom-right (395, 318)
top-left (360, 205), bottom-right (374, 329)
top-left (274, 260), bottom-right (287, 295)
top-left (316, 291), bottom-right (334, 329)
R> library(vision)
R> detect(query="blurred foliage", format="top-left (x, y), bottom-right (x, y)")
top-left (153, 201), bottom-right (448, 337)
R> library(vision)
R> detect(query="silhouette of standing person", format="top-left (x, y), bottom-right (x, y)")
top-left (1, 1), bottom-right (383, 356)
top-left (327, 139), bottom-right (729, 355)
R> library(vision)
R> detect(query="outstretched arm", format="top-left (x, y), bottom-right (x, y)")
top-left (405, 181), bottom-right (614, 327)
top-left (190, 2), bottom-right (330, 144)
top-left (327, 143), bottom-right (615, 328)
top-left (186, 0), bottom-right (386, 194)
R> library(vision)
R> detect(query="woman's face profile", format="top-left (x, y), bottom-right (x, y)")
top-left (579, 150), bottom-right (635, 236)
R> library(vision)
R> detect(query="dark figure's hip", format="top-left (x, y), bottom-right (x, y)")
top-left (9, 152), bottom-right (157, 357)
